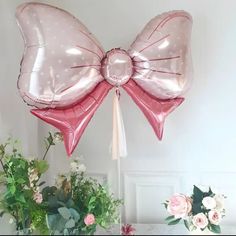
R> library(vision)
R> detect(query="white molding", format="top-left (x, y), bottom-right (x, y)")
top-left (123, 171), bottom-right (236, 224)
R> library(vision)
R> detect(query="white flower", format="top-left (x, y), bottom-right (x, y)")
top-left (70, 161), bottom-right (86, 173)
top-left (70, 162), bottom-right (78, 172)
top-left (78, 164), bottom-right (86, 172)
top-left (214, 194), bottom-right (225, 211)
top-left (53, 132), bottom-right (63, 143)
top-left (9, 218), bottom-right (14, 224)
top-left (192, 213), bottom-right (208, 229)
top-left (202, 196), bottom-right (216, 209)
top-left (208, 210), bottom-right (222, 225)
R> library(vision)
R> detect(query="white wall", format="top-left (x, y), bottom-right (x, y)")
top-left (1, 0), bottom-right (236, 233)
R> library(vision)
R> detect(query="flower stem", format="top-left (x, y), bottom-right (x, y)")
top-left (0, 158), bottom-right (7, 175)
top-left (42, 142), bottom-right (52, 160)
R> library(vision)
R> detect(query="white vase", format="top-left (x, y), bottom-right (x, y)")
top-left (190, 228), bottom-right (216, 235)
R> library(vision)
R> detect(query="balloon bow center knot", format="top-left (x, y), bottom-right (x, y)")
top-left (101, 48), bottom-right (133, 86)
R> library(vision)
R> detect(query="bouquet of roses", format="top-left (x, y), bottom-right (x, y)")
top-left (164, 185), bottom-right (226, 234)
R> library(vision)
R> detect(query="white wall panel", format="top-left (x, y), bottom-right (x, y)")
top-left (1, 0), bottom-right (236, 233)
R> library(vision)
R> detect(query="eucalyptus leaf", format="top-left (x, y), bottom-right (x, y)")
top-left (69, 208), bottom-right (80, 222)
top-left (63, 228), bottom-right (69, 235)
top-left (58, 207), bottom-right (71, 219)
top-left (66, 199), bottom-right (74, 208)
top-left (46, 214), bottom-right (67, 232)
top-left (65, 218), bottom-right (75, 228)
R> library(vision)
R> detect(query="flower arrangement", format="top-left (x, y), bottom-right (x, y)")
top-left (0, 134), bottom-right (122, 235)
top-left (41, 158), bottom-right (122, 235)
top-left (164, 185), bottom-right (226, 234)
top-left (0, 136), bottom-right (51, 234)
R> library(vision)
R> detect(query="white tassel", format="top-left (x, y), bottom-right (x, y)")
top-left (112, 89), bottom-right (127, 160)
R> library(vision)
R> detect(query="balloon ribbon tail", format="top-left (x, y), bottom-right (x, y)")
top-left (112, 89), bottom-right (127, 160)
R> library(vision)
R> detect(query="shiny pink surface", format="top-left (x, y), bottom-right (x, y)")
top-left (101, 49), bottom-right (133, 86)
top-left (16, 2), bottom-right (104, 108)
top-left (31, 81), bottom-right (112, 156)
top-left (123, 80), bottom-right (184, 140)
top-left (16, 3), bottom-right (193, 156)
top-left (129, 11), bottom-right (192, 99)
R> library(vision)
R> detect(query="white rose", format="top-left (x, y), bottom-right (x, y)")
top-left (214, 194), bottom-right (225, 211)
top-left (192, 213), bottom-right (208, 229)
top-left (208, 210), bottom-right (222, 225)
top-left (202, 196), bottom-right (216, 209)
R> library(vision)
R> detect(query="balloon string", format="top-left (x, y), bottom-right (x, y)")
top-left (111, 88), bottom-right (126, 234)
top-left (117, 154), bottom-right (122, 235)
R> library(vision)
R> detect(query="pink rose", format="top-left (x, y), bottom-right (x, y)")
top-left (33, 192), bottom-right (43, 204)
top-left (167, 194), bottom-right (192, 218)
top-left (208, 210), bottom-right (221, 225)
top-left (84, 214), bottom-right (95, 226)
top-left (192, 213), bottom-right (209, 229)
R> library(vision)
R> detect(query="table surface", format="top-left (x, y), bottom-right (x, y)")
top-left (96, 224), bottom-right (236, 235)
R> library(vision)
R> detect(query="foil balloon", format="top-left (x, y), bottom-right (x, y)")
top-left (16, 2), bottom-right (193, 156)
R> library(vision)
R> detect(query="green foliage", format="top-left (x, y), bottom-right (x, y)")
top-left (208, 224), bottom-right (221, 234)
top-left (71, 172), bottom-right (122, 230)
top-left (167, 218), bottom-right (181, 225)
top-left (163, 202), bottom-right (168, 209)
top-left (164, 185), bottom-right (225, 234)
top-left (0, 135), bottom-right (121, 235)
top-left (46, 207), bottom-right (80, 235)
top-left (0, 135), bottom-right (53, 234)
top-left (43, 172), bottom-right (122, 235)
top-left (164, 215), bottom-right (183, 226)
top-left (164, 215), bottom-right (175, 222)
top-left (192, 185), bottom-right (214, 215)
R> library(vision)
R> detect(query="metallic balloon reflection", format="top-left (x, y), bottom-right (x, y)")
top-left (16, 3), bottom-right (193, 156)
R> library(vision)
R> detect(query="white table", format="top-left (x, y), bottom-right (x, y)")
top-left (96, 224), bottom-right (236, 235)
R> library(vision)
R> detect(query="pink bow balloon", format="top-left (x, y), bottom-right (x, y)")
top-left (16, 2), bottom-right (193, 156)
